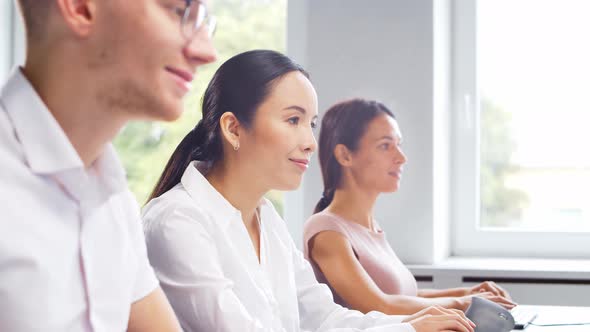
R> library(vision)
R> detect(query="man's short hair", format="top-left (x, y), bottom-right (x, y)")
top-left (16, 0), bottom-right (50, 42)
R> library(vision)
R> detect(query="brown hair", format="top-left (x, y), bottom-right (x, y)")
top-left (314, 99), bottom-right (395, 213)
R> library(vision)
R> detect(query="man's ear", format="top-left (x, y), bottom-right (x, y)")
top-left (333, 144), bottom-right (353, 167)
top-left (219, 112), bottom-right (242, 150)
top-left (55, 0), bottom-right (96, 37)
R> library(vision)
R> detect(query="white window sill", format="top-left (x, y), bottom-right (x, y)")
top-left (407, 257), bottom-right (590, 282)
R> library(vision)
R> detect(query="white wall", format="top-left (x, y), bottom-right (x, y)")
top-left (287, 0), bottom-right (451, 264)
top-left (12, 3), bottom-right (25, 68)
top-left (284, 0), bottom-right (310, 250)
top-left (0, 0), bottom-right (14, 80)
top-left (1, 1), bottom-right (25, 80)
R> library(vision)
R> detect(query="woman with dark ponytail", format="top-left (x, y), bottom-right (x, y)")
top-left (142, 51), bottom-right (474, 332)
top-left (304, 99), bottom-right (515, 316)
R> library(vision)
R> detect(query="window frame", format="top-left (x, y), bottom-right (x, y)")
top-left (12, 2), bottom-right (25, 70)
top-left (2, 1), bottom-right (25, 78)
top-left (1, 1), bottom-right (13, 77)
top-left (451, 0), bottom-right (590, 258)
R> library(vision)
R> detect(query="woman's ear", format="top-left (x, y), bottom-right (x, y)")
top-left (333, 144), bottom-right (353, 167)
top-left (219, 112), bottom-right (241, 150)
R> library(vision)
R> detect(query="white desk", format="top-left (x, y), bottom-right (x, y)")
top-left (513, 305), bottom-right (590, 331)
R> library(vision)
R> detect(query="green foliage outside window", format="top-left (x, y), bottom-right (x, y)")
top-left (480, 99), bottom-right (529, 227)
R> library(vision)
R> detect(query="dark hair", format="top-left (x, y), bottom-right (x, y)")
top-left (148, 50), bottom-right (309, 201)
top-left (313, 99), bottom-right (395, 213)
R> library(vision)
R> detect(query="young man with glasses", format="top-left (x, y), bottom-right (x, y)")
top-left (0, 0), bottom-right (216, 330)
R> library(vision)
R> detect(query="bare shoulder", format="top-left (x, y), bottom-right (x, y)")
top-left (309, 229), bottom-right (354, 262)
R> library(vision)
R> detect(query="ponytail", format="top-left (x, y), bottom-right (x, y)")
top-left (314, 188), bottom-right (335, 213)
top-left (147, 119), bottom-right (219, 202)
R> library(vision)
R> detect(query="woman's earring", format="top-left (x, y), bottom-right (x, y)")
top-left (234, 142), bottom-right (240, 151)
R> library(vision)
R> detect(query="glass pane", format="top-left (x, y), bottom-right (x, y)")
top-left (478, 0), bottom-right (590, 231)
top-left (113, 0), bottom-right (287, 215)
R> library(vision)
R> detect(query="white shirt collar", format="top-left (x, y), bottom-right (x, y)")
top-left (180, 161), bottom-right (270, 230)
top-left (181, 161), bottom-right (241, 229)
top-left (0, 68), bottom-right (127, 197)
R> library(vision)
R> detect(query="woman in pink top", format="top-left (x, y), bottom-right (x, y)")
top-left (303, 99), bottom-right (515, 315)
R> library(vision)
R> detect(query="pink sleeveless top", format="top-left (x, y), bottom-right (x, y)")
top-left (303, 211), bottom-right (418, 308)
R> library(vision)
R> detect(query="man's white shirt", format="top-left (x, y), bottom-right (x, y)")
top-left (0, 69), bottom-right (158, 331)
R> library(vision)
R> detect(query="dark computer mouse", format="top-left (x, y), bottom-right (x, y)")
top-left (465, 297), bottom-right (515, 332)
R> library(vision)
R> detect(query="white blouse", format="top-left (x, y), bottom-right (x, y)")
top-left (142, 161), bottom-right (415, 332)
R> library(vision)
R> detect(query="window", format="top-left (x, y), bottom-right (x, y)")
top-left (113, 0), bottom-right (287, 213)
top-left (452, 0), bottom-right (590, 258)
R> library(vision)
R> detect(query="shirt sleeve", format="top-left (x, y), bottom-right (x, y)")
top-left (291, 227), bottom-right (416, 332)
top-left (124, 190), bottom-right (159, 302)
top-left (143, 203), bottom-right (288, 332)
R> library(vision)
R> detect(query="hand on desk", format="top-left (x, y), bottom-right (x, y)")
top-left (466, 281), bottom-right (512, 300)
top-left (403, 306), bottom-right (476, 332)
top-left (456, 292), bottom-right (517, 311)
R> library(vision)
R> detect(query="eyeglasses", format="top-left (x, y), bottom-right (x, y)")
top-left (178, 0), bottom-right (217, 39)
